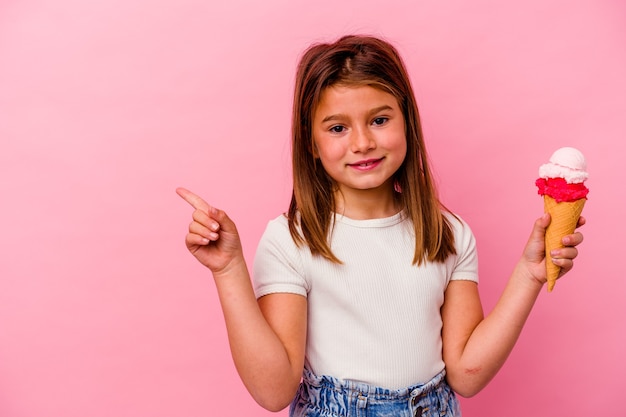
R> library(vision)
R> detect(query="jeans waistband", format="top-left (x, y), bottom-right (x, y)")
top-left (301, 368), bottom-right (447, 401)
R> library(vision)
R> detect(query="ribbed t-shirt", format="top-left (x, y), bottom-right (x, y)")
top-left (253, 211), bottom-right (479, 389)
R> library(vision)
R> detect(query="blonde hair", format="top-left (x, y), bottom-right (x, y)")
top-left (288, 35), bottom-right (456, 265)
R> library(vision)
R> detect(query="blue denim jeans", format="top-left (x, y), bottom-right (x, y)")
top-left (289, 369), bottom-right (461, 417)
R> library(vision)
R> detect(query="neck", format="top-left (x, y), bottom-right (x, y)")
top-left (334, 187), bottom-right (401, 220)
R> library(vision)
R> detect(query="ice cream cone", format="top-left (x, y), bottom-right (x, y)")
top-left (543, 195), bottom-right (586, 291)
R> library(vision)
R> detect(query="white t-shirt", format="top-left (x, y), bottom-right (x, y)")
top-left (253, 211), bottom-right (479, 389)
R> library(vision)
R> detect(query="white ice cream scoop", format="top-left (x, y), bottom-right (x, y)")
top-left (538, 147), bottom-right (589, 184)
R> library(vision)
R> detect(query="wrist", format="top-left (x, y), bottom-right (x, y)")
top-left (212, 254), bottom-right (247, 281)
top-left (512, 261), bottom-right (545, 292)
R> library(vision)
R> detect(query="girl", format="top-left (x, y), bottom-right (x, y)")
top-left (177, 35), bottom-right (584, 417)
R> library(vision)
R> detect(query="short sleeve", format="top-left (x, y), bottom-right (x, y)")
top-left (253, 215), bottom-right (310, 299)
top-left (446, 214), bottom-right (479, 283)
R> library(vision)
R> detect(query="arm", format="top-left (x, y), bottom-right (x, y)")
top-left (176, 188), bottom-right (306, 411)
top-left (441, 213), bottom-right (585, 397)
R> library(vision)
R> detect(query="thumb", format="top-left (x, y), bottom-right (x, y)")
top-left (532, 213), bottom-right (551, 240)
top-left (211, 206), bottom-right (236, 231)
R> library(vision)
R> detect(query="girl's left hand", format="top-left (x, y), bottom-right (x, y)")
top-left (521, 213), bottom-right (585, 286)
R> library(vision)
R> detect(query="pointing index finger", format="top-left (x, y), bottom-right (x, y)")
top-left (176, 187), bottom-right (212, 213)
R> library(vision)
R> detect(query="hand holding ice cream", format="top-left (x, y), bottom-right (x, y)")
top-left (535, 147), bottom-right (589, 291)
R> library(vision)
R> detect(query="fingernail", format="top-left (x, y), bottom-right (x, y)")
top-left (201, 238), bottom-right (210, 244)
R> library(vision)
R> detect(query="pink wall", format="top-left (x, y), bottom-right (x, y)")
top-left (1, 0), bottom-right (624, 416)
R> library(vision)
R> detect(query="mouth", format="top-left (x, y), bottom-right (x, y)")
top-left (348, 158), bottom-right (384, 170)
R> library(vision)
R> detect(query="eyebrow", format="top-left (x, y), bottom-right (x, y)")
top-left (320, 105), bottom-right (394, 123)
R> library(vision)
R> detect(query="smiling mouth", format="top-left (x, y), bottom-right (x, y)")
top-left (349, 158), bottom-right (383, 167)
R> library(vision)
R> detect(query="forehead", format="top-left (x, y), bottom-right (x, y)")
top-left (314, 85), bottom-right (400, 119)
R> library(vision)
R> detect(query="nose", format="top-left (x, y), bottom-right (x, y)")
top-left (350, 127), bottom-right (376, 153)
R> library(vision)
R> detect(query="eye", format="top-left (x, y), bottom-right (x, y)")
top-left (372, 117), bottom-right (388, 126)
top-left (329, 125), bottom-right (345, 133)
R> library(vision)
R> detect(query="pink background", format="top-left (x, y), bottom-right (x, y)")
top-left (1, 1), bottom-right (624, 416)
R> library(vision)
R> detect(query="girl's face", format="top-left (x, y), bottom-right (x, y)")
top-left (311, 85), bottom-right (407, 206)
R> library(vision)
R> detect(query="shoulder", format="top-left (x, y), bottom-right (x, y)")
top-left (256, 213), bottom-right (302, 258)
top-left (444, 212), bottom-right (476, 247)
top-left (443, 211), bottom-right (479, 282)
top-left (254, 213), bottom-right (310, 298)
top-left (262, 213), bottom-right (291, 237)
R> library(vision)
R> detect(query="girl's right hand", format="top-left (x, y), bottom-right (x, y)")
top-left (176, 187), bottom-right (244, 276)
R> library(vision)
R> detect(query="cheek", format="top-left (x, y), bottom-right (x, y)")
top-left (390, 135), bottom-right (408, 169)
top-left (388, 129), bottom-right (408, 156)
top-left (314, 137), bottom-right (344, 162)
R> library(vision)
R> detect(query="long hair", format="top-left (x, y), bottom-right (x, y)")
top-left (287, 35), bottom-right (456, 265)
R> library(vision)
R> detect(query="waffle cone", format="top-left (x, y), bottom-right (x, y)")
top-left (543, 195), bottom-right (585, 292)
